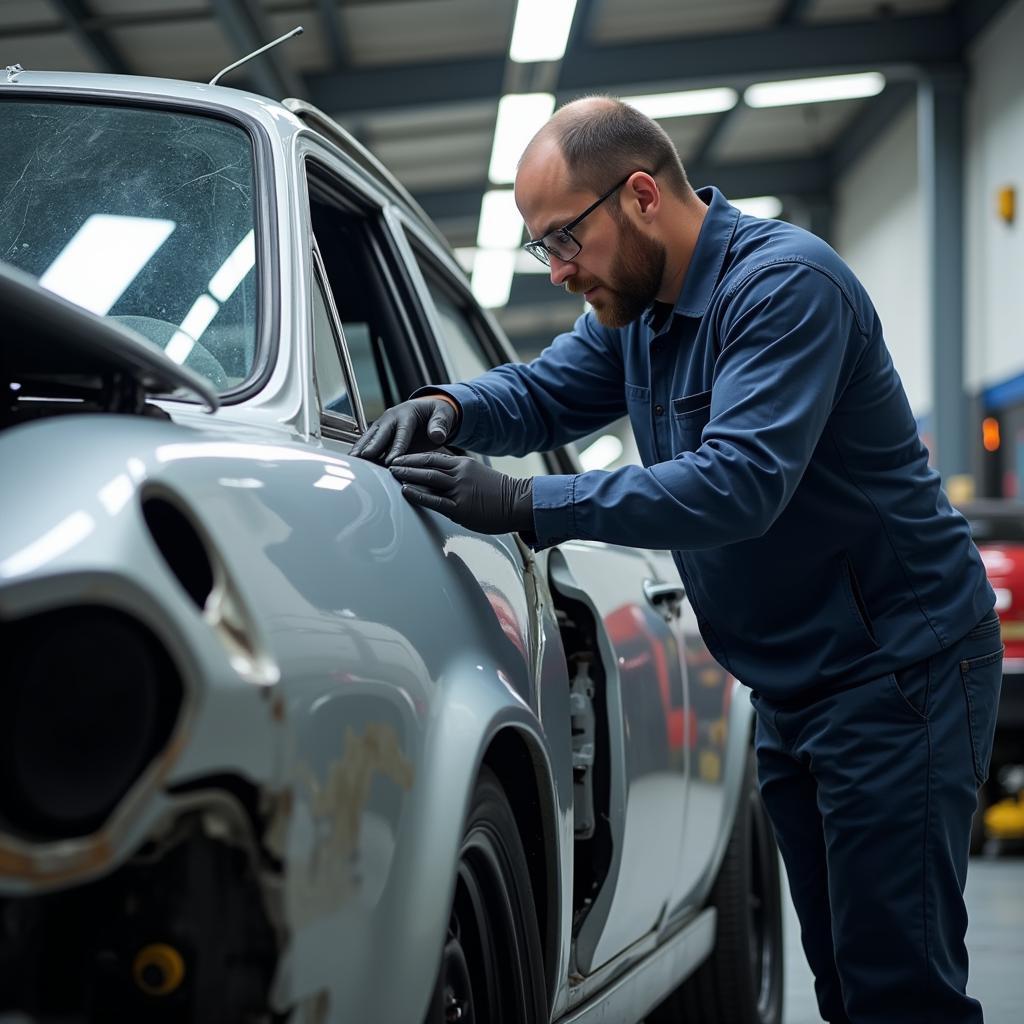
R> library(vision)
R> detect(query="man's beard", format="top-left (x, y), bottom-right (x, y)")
top-left (570, 218), bottom-right (666, 328)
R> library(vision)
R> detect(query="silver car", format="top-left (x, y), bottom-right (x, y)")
top-left (0, 68), bottom-right (782, 1024)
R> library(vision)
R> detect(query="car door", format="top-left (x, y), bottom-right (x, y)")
top-left (398, 230), bottom-right (690, 973)
top-left (295, 143), bottom-right (541, 710)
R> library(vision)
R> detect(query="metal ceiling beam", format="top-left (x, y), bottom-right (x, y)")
top-left (316, 0), bottom-right (348, 70)
top-left (209, 0), bottom-right (304, 100)
top-left (777, 0), bottom-right (815, 25)
top-left (415, 156), bottom-right (831, 225)
top-left (690, 0), bottom-right (816, 178)
top-left (311, 56), bottom-right (504, 116)
top-left (830, 81), bottom-right (916, 178)
top-left (310, 10), bottom-right (966, 116)
top-left (50, 0), bottom-right (130, 75)
top-left (556, 15), bottom-right (959, 93)
top-left (959, 0), bottom-right (1015, 39)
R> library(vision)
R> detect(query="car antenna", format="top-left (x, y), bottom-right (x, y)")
top-left (209, 25), bottom-right (303, 87)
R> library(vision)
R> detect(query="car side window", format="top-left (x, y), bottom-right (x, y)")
top-left (311, 259), bottom-right (356, 424)
top-left (304, 160), bottom-right (432, 427)
top-left (414, 255), bottom-right (550, 479)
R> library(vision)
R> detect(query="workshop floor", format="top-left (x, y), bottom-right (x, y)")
top-left (782, 852), bottom-right (1024, 1023)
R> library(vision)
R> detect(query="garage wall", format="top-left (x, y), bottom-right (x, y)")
top-left (965, 0), bottom-right (1024, 395)
top-left (832, 106), bottom-right (929, 416)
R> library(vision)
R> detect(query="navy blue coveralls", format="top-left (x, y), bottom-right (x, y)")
top-left (437, 187), bottom-right (1004, 1022)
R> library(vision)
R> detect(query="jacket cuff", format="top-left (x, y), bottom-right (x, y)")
top-left (527, 473), bottom-right (578, 549)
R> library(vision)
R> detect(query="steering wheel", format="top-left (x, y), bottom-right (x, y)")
top-left (110, 315), bottom-right (230, 391)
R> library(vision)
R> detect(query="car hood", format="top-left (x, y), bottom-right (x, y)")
top-left (1, 259), bottom-right (219, 423)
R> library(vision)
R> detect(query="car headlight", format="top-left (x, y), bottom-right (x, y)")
top-left (0, 606), bottom-right (182, 840)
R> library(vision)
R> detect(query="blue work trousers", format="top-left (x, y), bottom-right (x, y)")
top-left (753, 611), bottom-right (1003, 1023)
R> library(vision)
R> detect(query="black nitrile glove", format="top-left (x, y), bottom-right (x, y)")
top-left (389, 452), bottom-right (534, 535)
top-left (349, 395), bottom-right (458, 465)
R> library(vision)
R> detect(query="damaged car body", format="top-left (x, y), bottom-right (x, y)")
top-left (0, 71), bottom-right (782, 1024)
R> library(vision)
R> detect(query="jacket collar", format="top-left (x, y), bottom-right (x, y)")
top-left (643, 186), bottom-right (739, 328)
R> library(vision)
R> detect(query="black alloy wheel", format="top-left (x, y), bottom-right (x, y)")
top-left (426, 767), bottom-right (547, 1024)
top-left (649, 746), bottom-right (784, 1024)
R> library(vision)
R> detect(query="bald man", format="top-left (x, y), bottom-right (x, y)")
top-left (351, 97), bottom-right (1000, 1024)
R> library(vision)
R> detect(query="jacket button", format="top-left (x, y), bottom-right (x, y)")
top-left (655, 404), bottom-right (664, 415)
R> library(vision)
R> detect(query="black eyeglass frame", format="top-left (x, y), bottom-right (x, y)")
top-left (523, 172), bottom-right (638, 267)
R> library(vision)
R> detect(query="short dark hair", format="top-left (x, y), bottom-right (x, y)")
top-left (538, 96), bottom-right (691, 200)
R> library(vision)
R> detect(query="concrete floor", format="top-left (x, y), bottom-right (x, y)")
top-left (782, 851), bottom-right (1024, 1023)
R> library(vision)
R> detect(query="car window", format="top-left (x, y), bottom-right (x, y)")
top-left (0, 99), bottom-right (260, 393)
top-left (304, 161), bottom-right (429, 425)
top-left (311, 261), bottom-right (355, 423)
top-left (413, 256), bottom-right (550, 479)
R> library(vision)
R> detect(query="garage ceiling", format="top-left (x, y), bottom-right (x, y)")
top-left (0, 0), bottom-right (1011, 354)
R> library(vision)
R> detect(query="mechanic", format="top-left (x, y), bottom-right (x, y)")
top-left (351, 97), bottom-right (1001, 1024)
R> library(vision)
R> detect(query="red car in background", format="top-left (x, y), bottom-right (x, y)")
top-left (959, 500), bottom-right (1024, 851)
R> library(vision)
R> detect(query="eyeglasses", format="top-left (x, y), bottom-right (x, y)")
top-left (523, 172), bottom-right (636, 267)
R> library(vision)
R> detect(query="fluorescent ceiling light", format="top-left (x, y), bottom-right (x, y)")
top-left (510, 0), bottom-right (578, 63)
top-left (471, 249), bottom-right (516, 309)
top-left (489, 92), bottom-right (556, 185)
top-left (208, 230), bottom-right (255, 302)
top-left (624, 87), bottom-right (738, 120)
top-left (579, 434), bottom-right (624, 472)
top-left (731, 195), bottom-right (783, 219)
top-left (39, 214), bottom-right (175, 315)
top-left (745, 72), bottom-right (885, 108)
top-left (477, 190), bottom-right (524, 250)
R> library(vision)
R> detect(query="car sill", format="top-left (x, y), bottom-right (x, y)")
top-left (555, 908), bottom-right (716, 1024)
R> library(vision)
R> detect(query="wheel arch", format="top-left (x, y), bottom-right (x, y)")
top-left (481, 725), bottom-right (562, 1013)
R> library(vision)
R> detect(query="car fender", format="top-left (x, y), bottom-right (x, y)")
top-left (269, 656), bottom-right (567, 1020)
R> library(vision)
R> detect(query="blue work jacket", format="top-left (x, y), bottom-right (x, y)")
top-left (440, 187), bottom-right (993, 700)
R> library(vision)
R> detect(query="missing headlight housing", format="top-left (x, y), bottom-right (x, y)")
top-left (0, 607), bottom-right (183, 840)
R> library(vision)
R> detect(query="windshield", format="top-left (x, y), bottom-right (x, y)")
top-left (0, 99), bottom-right (259, 392)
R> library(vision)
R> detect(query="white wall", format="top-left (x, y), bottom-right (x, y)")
top-left (965, 0), bottom-right (1024, 395)
top-left (833, 106), bottom-right (930, 416)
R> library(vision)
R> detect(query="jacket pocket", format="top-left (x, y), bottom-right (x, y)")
top-left (840, 555), bottom-right (879, 649)
top-left (672, 389), bottom-right (712, 417)
top-left (671, 390), bottom-right (712, 454)
top-left (960, 647), bottom-right (1003, 786)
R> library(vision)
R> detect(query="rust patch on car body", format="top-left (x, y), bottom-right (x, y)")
top-left (285, 723), bottom-right (414, 924)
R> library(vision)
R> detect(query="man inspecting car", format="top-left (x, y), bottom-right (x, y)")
top-left (351, 96), bottom-right (1001, 1024)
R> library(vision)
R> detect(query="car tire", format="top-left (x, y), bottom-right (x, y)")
top-left (425, 766), bottom-right (547, 1024)
top-left (649, 746), bottom-right (784, 1024)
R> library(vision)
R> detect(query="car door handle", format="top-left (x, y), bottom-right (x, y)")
top-left (643, 580), bottom-right (686, 617)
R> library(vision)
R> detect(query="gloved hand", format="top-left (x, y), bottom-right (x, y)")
top-left (349, 395), bottom-right (458, 465)
top-left (389, 452), bottom-right (534, 535)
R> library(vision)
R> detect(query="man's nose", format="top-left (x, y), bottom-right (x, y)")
top-left (549, 254), bottom-right (575, 287)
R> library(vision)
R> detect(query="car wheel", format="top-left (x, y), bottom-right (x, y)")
top-left (649, 746), bottom-right (784, 1024)
top-left (969, 781), bottom-right (990, 856)
top-left (425, 767), bottom-right (547, 1024)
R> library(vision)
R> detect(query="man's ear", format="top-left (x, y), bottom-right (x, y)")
top-left (626, 172), bottom-right (660, 219)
